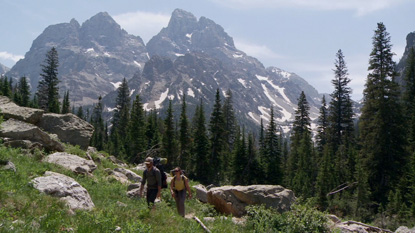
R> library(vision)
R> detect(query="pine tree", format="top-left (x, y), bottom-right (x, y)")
top-left (402, 47), bottom-right (415, 152)
top-left (37, 47), bottom-right (60, 113)
top-left (128, 95), bottom-right (146, 163)
top-left (209, 89), bottom-right (226, 184)
top-left (17, 76), bottom-right (30, 107)
top-left (162, 100), bottom-right (178, 169)
top-left (61, 91), bottom-right (70, 114)
top-left (287, 91), bottom-right (314, 197)
top-left (192, 99), bottom-right (210, 184)
top-left (402, 48), bottom-right (415, 216)
top-left (90, 96), bottom-right (105, 151)
top-left (77, 106), bottom-right (84, 119)
top-left (327, 49), bottom-right (355, 183)
top-left (316, 95), bottom-right (328, 155)
top-left (359, 22), bottom-right (407, 205)
top-left (2, 76), bottom-right (11, 97)
top-left (145, 110), bottom-right (161, 150)
top-left (111, 78), bottom-right (131, 157)
top-left (264, 108), bottom-right (282, 184)
top-left (232, 126), bottom-right (248, 185)
top-left (222, 89), bottom-right (237, 153)
top-left (179, 94), bottom-right (191, 170)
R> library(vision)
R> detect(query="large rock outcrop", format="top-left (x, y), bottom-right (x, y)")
top-left (31, 171), bottom-right (95, 210)
top-left (37, 113), bottom-right (94, 149)
top-left (207, 185), bottom-right (295, 217)
top-left (43, 152), bottom-right (97, 174)
top-left (0, 96), bottom-right (44, 124)
top-left (0, 118), bottom-right (64, 152)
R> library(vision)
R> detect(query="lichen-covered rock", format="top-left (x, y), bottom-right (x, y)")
top-left (31, 171), bottom-right (94, 210)
top-left (207, 185), bottom-right (295, 217)
top-left (37, 113), bottom-right (94, 150)
top-left (43, 152), bottom-right (97, 174)
top-left (0, 118), bottom-right (64, 152)
top-left (0, 96), bottom-right (44, 124)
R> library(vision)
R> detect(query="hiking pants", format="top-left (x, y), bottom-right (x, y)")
top-left (174, 189), bottom-right (186, 217)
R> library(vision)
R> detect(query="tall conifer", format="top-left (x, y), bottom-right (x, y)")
top-left (37, 47), bottom-right (60, 113)
top-left (359, 22), bottom-right (407, 205)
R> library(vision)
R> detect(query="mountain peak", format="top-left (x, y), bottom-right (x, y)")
top-left (81, 12), bottom-right (119, 30)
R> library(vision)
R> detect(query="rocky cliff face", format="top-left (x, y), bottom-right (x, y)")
top-left (7, 9), bottom-right (322, 131)
top-left (0, 63), bottom-right (9, 75)
top-left (103, 9), bottom-right (321, 131)
top-left (396, 31), bottom-right (415, 86)
top-left (6, 12), bottom-right (148, 106)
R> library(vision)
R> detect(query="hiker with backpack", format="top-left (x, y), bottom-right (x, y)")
top-left (139, 157), bottom-right (162, 208)
top-left (170, 167), bottom-right (192, 217)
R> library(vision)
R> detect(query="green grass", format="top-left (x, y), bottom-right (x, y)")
top-left (0, 145), bottom-right (246, 233)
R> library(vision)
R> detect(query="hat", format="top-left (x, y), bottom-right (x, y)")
top-left (144, 157), bottom-right (153, 164)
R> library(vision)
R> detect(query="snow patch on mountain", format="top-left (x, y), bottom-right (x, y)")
top-left (248, 112), bottom-right (260, 124)
top-left (276, 105), bottom-right (292, 122)
top-left (130, 89), bottom-right (135, 96)
top-left (255, 74), bottom-right (268, 81)
top-left (271, 68), bottom-right (292, 79)
top-left (187, 88), bottom-right (195, 97)
top-left (134, 61), bottom-right (141, 67)
top-left (154, 88), bottom-right (169, 109)
top-left (110, 81), bottom-right (122, 89)
top-left (238, 78), bottom-right (248, 88)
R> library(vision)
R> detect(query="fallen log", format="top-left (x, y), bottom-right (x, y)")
top-left (193, 216), bottom-right (211, 233)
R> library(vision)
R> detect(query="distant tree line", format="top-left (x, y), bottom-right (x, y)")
top-left (2, 23), bottom-right (415, 227)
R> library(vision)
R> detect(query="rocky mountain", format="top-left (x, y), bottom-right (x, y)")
top-left (7, 9), bottom-right (322, 131)
top-left (6, 12), bottom-right (148, 106)
top-left (103, 9), bottom-right (321, 131)
top-left (396, 31), bottom-right (415, 85)
top-left (0, 63), bottom-right (9, 75)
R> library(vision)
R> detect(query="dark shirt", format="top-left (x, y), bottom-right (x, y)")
top-left (141, 167), bottom-right (161, 189)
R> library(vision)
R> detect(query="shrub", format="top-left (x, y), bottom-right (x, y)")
top-left (246, 202), bottom-right (329, 233)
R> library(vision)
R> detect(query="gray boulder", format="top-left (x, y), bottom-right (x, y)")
top-left (0, 96), bottom-right (44, 124)
top-left (395, 226), bottom-right (415, 233)
top-left (193, 184), bottom-right (208, 203)
top-left (37, 113), bottom-right (94, 150)
top-left (43, 152), bottom-right (97, 174)
top-left (105, 168), bottom-right (130, 184)
top-left (108, 156), bottom-right (127, 167)
top-left (0, 160), bottom-right (16, 172)
top-left (207, 185), bottom-right (295, 217)
top-left (0, 118), bottom-right (64, 152)
top-left (114, 167), bottom-right (142, 183)
top-left (31, 171), bottom-right (94, 210)
top-left (3, 139), bottom-right (43, 150)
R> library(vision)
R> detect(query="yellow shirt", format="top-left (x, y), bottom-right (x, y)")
top-left (173, 175), bottom-right (187, 191)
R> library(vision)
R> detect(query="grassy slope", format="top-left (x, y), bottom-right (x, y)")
top-left (0, 145), bottom-right (245, 233)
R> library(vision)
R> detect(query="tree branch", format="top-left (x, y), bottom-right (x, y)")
top-left (327, 182), bottom-right (357, 196)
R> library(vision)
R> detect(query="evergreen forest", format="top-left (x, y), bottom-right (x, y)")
top-left (1, 22), bottom-right (415, 229)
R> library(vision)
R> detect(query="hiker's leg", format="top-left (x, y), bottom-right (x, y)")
top-left (178, 190), bottom-right (186, 217)
top-left (147, 189), bottom-right (158, 208)
top-left (174, 190), bottom-right (180, 214)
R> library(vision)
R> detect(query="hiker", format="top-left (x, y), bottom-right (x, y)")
top-left (139, 157), bottom-right (162, 208)
top-left (170, 167), bottom-right (192, 217)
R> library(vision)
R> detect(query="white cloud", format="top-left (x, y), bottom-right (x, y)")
top-left (234, 39), bottom-right (283, 60)
top-left (0, 51), bottom-right (24, 63)
top-left (211, 0), bottom-right (409, 16)
top-left (113, 11), bottom-right (170, 43)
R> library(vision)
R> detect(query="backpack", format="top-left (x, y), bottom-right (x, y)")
top-left (152, 157), bottom-right (168, 189)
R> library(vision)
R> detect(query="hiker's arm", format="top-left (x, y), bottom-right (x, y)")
top-left (139, 171), bottom-right (147, 197)
top-left (156, 170), bottom-right (162, 199)
top-left (170, 177), bottom-right (175, 198)
top-left (185, 177), bottom-right (192, 199)
top-left (157, 186), bottom-right (161, 199)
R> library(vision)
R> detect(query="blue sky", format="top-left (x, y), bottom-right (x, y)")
top-left (1, 0), bottom-right (415, 100)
